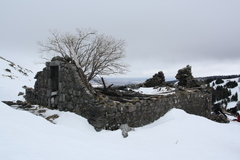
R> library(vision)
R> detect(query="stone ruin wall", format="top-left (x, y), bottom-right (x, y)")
top-left (26, 58), bottom-right (212, 131)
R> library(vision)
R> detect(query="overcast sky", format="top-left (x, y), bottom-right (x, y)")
top-left (1, 0), bottom-right (240, 79)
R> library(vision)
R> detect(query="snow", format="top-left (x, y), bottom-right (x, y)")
top-left (1, 103), bottom-right (240, 160)
top-left (1, 57), bottom-right (240, 160)
top-left (0, 56), bottom-right (35, 101)
top-left (210, 78), bottom-right (240, 109)
top-left (133, 86), bottom-right (175, 95)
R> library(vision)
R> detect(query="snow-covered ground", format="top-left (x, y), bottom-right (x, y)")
top-left (1, 57), bottom-right (240, 160)
top-left (0, 56), bottom-right (35, 101)
top-left (133, 86), bottom-right (175, 95)
top-left (209, 77), bottom-right (240, 109)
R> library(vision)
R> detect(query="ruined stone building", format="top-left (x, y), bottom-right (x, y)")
top-left (25, 57), bottom-right (212, 131)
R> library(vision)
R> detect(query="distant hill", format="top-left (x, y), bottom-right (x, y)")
top-left (97, 77), bottom-right (147, 86)
top-left (196, 75), bottom-right (240, 82)
top-left (103, 74), bottom-right (240, 86)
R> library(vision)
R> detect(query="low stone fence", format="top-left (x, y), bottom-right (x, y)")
top-left (86, 90), bottom-right (211, 131)
top-left (25, 58), bottom-right (212, 131)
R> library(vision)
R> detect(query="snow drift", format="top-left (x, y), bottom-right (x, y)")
top-left (1, 56), bottom-right (240, 160)
top-left (1, 102), bottom-right (240, 160)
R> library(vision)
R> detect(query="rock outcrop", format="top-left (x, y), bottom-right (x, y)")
top-left (144, 71), bottom-right (165, 87)
top-left (175, 65), bottom-right (201, 88)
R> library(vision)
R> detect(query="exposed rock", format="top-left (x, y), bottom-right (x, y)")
top-left (236, 101), bottom-right (240, 110)
top-left (22, 85), bottom-right (33, 90)
top-left (46, 114), bottom-right (59, 123)
top-left (18, 92), bottom-right (24, 96)
top-left (175, 65), bottom-right (200, 88)
top-left (144, 71), bottom-right (165, 87)
top-left (88, 118), bottom-right (107, 132)
top-left (5, 69), bottom-right (11, 73)
top-left (127, 103), bottom-right (136, 112)
top-left (38, 109), bottom-right (47, 113)
top-left (210, 113), bottom-right (230, 123)
top-left (51, 56), bottom-right (67, 62)
top-left (2, 101), bottom-right (16, 106)
top-left (119, 124), bottom-right (135, 138)
top-left (227, 106), bottom-right (239, 116)
top-left (17, 104), bottom-right (33, 109)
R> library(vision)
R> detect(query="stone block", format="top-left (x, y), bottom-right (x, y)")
top-left (128, 104), bottom-right (136, 112)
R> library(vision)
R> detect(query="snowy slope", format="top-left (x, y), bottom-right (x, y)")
top-left (1, 56), bottom-right (240, 160)
top-left (0, 56), bottom-right (35, 101)
top-left (210, 77), bottom-right (240, 109)
top-left (1, 102), bottom-right (240, 160)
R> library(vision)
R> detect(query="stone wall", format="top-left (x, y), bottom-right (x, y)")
top-left (25, 58), bottom-right (212, 131)
top-left (88, 90), bottom-right (211, 131)
top-left (25, 58), bottom-right (97, 116)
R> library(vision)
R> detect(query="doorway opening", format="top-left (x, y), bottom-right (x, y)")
top-left (50, 66), bottom-right (59, 92)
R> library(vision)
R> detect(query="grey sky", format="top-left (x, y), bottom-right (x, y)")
top-left (1, 0), bottom-right (240, 79)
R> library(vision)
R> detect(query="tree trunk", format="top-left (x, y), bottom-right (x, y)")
top-left (76, 66), bottom-right (95, 95)
top-left (70, 46), bottom-right (95, 94)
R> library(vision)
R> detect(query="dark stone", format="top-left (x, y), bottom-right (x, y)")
top-left (24, 56), bottom-right (212, 132)
top-left (128, 104), bottom-right (136, 112)
top-left (65, 95), bottom-right (72, 101)
top-left (175, 65), bottom-right (200, 88)
top-left (144, 71), bottom-right (165, 87)
top-left (46, 114), bottom-right (59, 122)
top-left (5, 68), bottom-right (11, 73)
top-left (51, 56), bottom-right (66, 62)
top-left (67, 102), bottom-right (74, 110)
top-left (18, 104), bottom-right (33, 109)
top-left (38, 109), bottom-right (47, 113)
top-left (2, 101), bottom-right (16, 106)
top-left (88, 118), bottom-right (107, 131)
top-left (18, 92), bottom-right (24, 96)
top-left (34, 71), bottom-right (42, 79)
top-left (210, 113), bottom-right (230, 123)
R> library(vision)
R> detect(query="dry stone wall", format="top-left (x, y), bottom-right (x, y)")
top-left (25, 57), bottom-right (212, 131)
top-left (89, 90), bottom-right (212, 131)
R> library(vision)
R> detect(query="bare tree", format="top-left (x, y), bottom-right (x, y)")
top-left (38, 28), bottom-right (128, 81)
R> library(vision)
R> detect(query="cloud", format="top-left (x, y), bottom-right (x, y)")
top-left (0, 0), bottom-right (240, 79)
